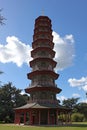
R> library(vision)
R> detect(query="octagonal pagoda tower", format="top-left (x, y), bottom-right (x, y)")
top-left (14, 16), bottom-right (72, 125)
top-left (25, 16), bottom-right (61, 103)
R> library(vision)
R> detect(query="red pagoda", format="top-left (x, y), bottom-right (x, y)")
top-left (14, 15), bottom-right (71, 125)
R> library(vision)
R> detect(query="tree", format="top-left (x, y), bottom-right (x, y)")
top-left (0, 71), bottom-right (4, 86)
top-left (75, 102), bottom-right (87, 121)
top-left (0, 82), bottom-right (29, 122)
top-left (0, 9), bottom-right (6, 25)
top-left (71, 113), bottom-right (84, 122)
top-left (62, 97), bottom-right (79, 109)
top-left (62, 98), bottom-right (87, 121)
top-left (86, 92), bottom-right (87, 98)
top-left (0, 71), bottom-right (4, 74)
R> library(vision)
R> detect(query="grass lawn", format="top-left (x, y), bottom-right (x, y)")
top-left (0, 123), bottom-right (87, 130)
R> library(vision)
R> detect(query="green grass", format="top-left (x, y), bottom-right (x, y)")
top-left (0, 123), bottom-right (87, 130)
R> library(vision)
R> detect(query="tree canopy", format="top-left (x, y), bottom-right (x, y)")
top-left (0, 82), bottom-right (29, 122)
top-left (0, 9), bottom-right (6, 25)
top-left (62, 97), bottom-right (87, 121)
top-left (62, 97), bottom-right (79, 109)
top-left (0, 71), bottom-right (4, 74)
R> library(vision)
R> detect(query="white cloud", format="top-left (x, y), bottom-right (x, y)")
top-left (57, 95), bottom-right (67, 102)
top-left (0, 36), bottom-right (32, 66)
top-left (82, 85), bottom-right (87, 91)
top-left (72, 93), bottom-right (80, 98)
top-left (68, 77), bottom-right (87, 92)
top-left (81, 99), bottom-right (87, 103)
top-left (53, 31), bottom-right (75, 71)
top-left (0, 31), bottom-right (75, 70)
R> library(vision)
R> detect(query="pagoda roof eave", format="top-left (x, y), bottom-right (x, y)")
top-left (14, 102), bottom-right (72, 112)
top-left (32, 39), bottom-right (54, 49)
top-left (31, 47), bottom-right (55, 58)
top-left (25, 86), bottom-right (62, 94)
top-left (35, 16), bottom-right (51, 23)
top-left (30, 57), bottom-right (57, 67)
top-left (27, 70), bottom-right (59, 80)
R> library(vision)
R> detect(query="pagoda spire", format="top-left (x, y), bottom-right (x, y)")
top-left (41, 9), bottom-right (44, 16)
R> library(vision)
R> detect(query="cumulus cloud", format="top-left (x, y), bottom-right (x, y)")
top-left (0, 36), bottom-right (32, 66)
top-left (57, 95), bottom-right (67, 103)
top-left (53, 31), bottom-right (75, 71)
top-left (68, 77), bottom-right (87, 92)
top-left (72, 93), bottom-right (80, 98)
top-left (81, 99), bottom-right (87, 103)
top-left (0, 31), bottom-right (75, 70)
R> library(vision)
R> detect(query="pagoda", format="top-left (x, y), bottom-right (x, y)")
top-left (14, 16), bottom-right (71, 125)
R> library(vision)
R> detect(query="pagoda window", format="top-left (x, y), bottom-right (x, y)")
top-left (38, 43), bottom-right (50, 48)
top-left (41, 92), bottom-right (46, 99)
top-left (41, 62), bottom-right (46, 68)
top-left (40, 51), bottom-right (46, 56)
top-left (40, 51), bottom-right (51, 58)
top-left (33, 65), bottom-right (39, 71)
top-left (31, 76), bottom-right (38, 85)
top-left (39, 27), bottom-right (49, 32)
top-left (39, 27), bottom-right (45, 31)
top-left (48, 64), bottom-right (52, 70)
top-left (51, 95), bottom-right (54, 100)
top-left (40, 75), bottom-right (46, 81)
top-left (32, 93), bottom-right (36, 100)
top-left (40, 34), bottom-right (45, 38)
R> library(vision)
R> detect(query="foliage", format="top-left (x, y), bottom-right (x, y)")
top-left (0, 9), bottom-right (6, 25)
top-left (71, 113), bottom-right (84, 122)
top-left (0, 82), bottom-right (29, 123)
top-left (62, 97), bottom-right (87, 121)
top-left (0, 71), bottom-right (4, 74)
top-left (74, 103), bottom-right (87, 121)
top-left (0, 71), bottom-right (4, 87)
top-left (62, 97), bottom-right (79, 109)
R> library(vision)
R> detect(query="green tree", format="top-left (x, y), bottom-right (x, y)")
top-left (0, 9), bottom-right (5, 25)
top-left (62, 97), bottom-right (79, 109)
top-left (0, 71), bottom-right (4, 85)
top-left (0, 82), bottom-right (29, 123)
top-left (62, 98), bottom-right (87, 121)
top-left (75, 102), bottom-right (87, 121)
top-left (71, 113), bottom-right (84, 122)
top-left (0, 71), bottom-right (3, 74)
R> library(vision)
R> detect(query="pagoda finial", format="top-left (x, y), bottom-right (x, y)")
top-left (41, 9), bottom-right (44, 16)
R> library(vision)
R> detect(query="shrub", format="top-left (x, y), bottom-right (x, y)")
top-left (5, 116), bottom-right (11, 123)
top-left (71, 113), bottom-right (84, 122)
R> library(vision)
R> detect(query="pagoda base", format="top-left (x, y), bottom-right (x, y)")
top-left (14, 102), bottom-right (72, 125)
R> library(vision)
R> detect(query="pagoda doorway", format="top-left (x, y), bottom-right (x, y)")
top-left (40, 110), bottom-right (48, 125)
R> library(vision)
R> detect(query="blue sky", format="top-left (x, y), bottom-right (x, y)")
top-left (0, 0), bottom-right (87, 103)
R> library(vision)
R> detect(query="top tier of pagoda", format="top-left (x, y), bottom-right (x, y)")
top-left (25, 16), bottom-right (61, 102)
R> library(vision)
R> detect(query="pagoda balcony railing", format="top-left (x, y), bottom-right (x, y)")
top-left (33, 36), bottom-right (53, 41)
top-left (33, 54), bottom-right (52, 59)
top-left (32, 66), bottom-right (54, 72)
top-left (33, 44), bottom-right (51, 49)
top-left (29, 83), bottom-right (57, 88)
top-left (27, 99), bottom-right (59, 104)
